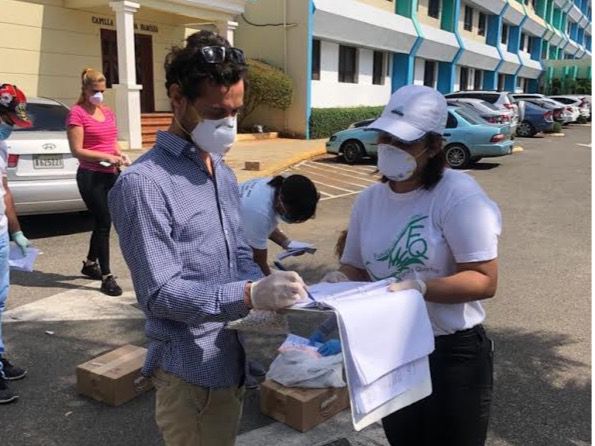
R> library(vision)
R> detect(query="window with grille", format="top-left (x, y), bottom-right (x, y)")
top-left (312, 39), bottom-right (321, 80)
top-left (338, 45), bottom-right (358, 83)
top-left (478, 13), bottom-right (487, 36)
top-left (474, 70), bottom-right (483, 90)
top-left (373, 51), bottom-right (385, 85)
top-left (424, 60), bottom-right (436, 87)
top-left (460, 67), bottom-right (469, 90)
top-left (428, 0), bottom-right (441, 19)
top-left (501, 24), bottom-right (509, 45)
top-left (464, 6), bottom-right (474, 31)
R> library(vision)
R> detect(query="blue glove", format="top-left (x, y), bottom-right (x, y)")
top-left (308, 329), bottom-right (326, 346)
top-left (11, 231), bottom-right (29, 256)
top-left (318, 339), bottom-right (342, 356)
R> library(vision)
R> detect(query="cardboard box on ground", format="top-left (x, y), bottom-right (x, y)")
top-left (260, 379), bottom-right (349, 433)
top-left (76, 344), bottom-right (153, 406)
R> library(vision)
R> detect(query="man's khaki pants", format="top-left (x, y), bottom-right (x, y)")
top-left (152, 369), bottom-right (245, 446)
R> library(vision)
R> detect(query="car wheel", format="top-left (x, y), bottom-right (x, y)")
top-left (444, 144), bottom-right (471, 169)
top-left (516, 121), bottom-right (535, 137)
top-left (341, 140), bottom-right (365, 164)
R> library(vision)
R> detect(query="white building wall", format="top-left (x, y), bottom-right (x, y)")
top-left (414, 58), bottom-right (425, 86)
top-left (311, 40), bottom-right (392, 108)
top-left (453, 66), bottom-right (461, 92)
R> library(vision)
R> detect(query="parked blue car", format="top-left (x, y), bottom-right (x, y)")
top-left (325, 106), bottom-right (514, 168)
top-left (515, 101), bottom-right (554, 137)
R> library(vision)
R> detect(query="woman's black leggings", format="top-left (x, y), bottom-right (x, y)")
top-left (382, 324), bottom-right (494, 446)
top-left (76, 169), bottom-right (119, 276)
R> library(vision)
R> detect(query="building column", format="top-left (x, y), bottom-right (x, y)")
top-left (109, 1), bottom-right (142, 150)
top-left (527, 78), bottom-right (539, 92)
top-left (392, 53), bottom-right (416, 91)
top-left (437, 62), bottom-right (455, 93)
top-left (217, 21), bottom-right (239, 45)
top-left (483, 71), bottom-right (497, 89)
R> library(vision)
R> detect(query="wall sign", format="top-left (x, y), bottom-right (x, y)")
top-left (91, 16), bottom-right (159, 33)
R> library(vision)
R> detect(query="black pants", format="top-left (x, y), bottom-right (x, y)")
top-left (76, 169), bottom-right (118, 276)
top-left (382, 325), bottom-right (493, 446)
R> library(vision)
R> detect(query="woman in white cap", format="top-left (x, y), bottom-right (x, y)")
top-left (316, 85), bottom-right (501, 445)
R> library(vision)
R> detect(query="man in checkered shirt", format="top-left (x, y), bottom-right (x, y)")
top-left (109, 31), bottom-right (308, 446)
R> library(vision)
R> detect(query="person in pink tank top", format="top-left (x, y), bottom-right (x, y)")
top-left (67, 68), bottom-right (130, 296)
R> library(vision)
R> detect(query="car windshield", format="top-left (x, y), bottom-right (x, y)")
top-left (12, 103), bottom-right (69, 132)
top-left (456, 107), bottom-right (488, 125)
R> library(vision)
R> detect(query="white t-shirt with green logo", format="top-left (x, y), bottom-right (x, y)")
top-left (341, 169), bottom-right (502, 336)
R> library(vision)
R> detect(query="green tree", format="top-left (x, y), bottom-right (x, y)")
top-left (240, 59), bottom-right (293, 128)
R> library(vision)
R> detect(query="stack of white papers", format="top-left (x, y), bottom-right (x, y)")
top-left (291, 280), bottom-right (435, 430)
top-left (8, 244), bottom-right (40, 272)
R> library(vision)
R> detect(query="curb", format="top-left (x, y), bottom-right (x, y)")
top-left (512, 146), bottom-right (524, 153)
top-left (251, 147), bottom-right (328, 178)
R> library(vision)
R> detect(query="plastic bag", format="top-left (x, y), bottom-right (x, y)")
top-left (266, 339), bottom-right (346, 388)
top-left (225, 310), bottom-right (289, 334)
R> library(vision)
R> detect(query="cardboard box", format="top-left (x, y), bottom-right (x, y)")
top-left (76, 344), bottom-right (153, 406)
top-left (260, 379), bottom-right (349, 432)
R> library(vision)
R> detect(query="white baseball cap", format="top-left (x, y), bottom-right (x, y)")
top-left (367, 85), bottom-right (447, 142)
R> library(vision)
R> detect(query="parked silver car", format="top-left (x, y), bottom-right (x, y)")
top-left (514, 94), bottom-right (578, 123)
top-left (5, 97), bottom-right (86, 215)
top-left (549, 95), bottom-right (590, 121)
top-left (446, 98), bottom-right (517, 134)
top-left (445, 90), bottom-right (520, 130)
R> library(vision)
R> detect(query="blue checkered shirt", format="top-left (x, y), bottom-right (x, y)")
top-left (108, 131), bottom-right (262, 388)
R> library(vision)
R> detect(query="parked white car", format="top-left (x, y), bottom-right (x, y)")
top-left (5, 97), bottom-right (86, 215)
top-left (445, 98), bottom-right (516, 134)
top-left (445, 91), bottom-right (520, 128)
top-left (513, 94), bottom-right (574, 124)
top-left (549, 95), bottom-right (590, 121)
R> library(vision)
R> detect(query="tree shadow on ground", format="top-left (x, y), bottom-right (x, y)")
top-left (487, 328), bottom-right (590, 445)
top-left (10, 270), bottom-right (97, 290)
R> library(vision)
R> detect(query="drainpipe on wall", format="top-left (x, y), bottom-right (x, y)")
top-left (486, 2), bottom-right (509, 90)
top-left (305, 0), bottom-right (314, 139)
top-left (392, 0), bottom-right (424, 91)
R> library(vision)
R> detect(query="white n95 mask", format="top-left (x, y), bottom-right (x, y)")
top-left (191, 116), bottom-right (237, 154)
top-left (89, 92), bottom-right (104, 106)
top-left (377, 143), bottom-right (422, 182)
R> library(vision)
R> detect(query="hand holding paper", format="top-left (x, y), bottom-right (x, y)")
top-left (11, 231), bottom-right (30, 256)
top-left (251, 271), bottom-right (307, 310)
top-left (388, 279), bottom-right (427, 296)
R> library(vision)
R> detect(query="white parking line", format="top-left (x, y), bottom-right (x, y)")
top-left (307, 161), bottom-right (379, 176)
top-left (301, 162), bottom-right (379, 183)
top-left (577, 143), bottom-right (591, 148)
top-left (320, 191), bottom-right (361, 201)
top-left (296, 165), bottom-right (375, 189)
top-left (306, 178), bottom-right (359, 193)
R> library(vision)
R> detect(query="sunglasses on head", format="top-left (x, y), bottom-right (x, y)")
top-left (198, 46), bottom-right (246, 65)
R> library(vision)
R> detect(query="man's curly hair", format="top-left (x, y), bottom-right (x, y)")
top-left (164, 30), bottom-right (247, 100)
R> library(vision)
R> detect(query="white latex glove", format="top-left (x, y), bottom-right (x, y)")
top-left (387, 279), bottom-right (427, 296)
top-left (321, 270), bottom-right (349, 283)
top-left (250, 271), bottom-right (307, 310)
top-left (287, 240), bottom-right (315, 251)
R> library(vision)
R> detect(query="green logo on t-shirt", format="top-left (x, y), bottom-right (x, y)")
top-left (367, 215), bottom-right (429, 281)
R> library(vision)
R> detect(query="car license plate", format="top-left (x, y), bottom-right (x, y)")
top-left (33, 154), bottom-right (63, 169)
